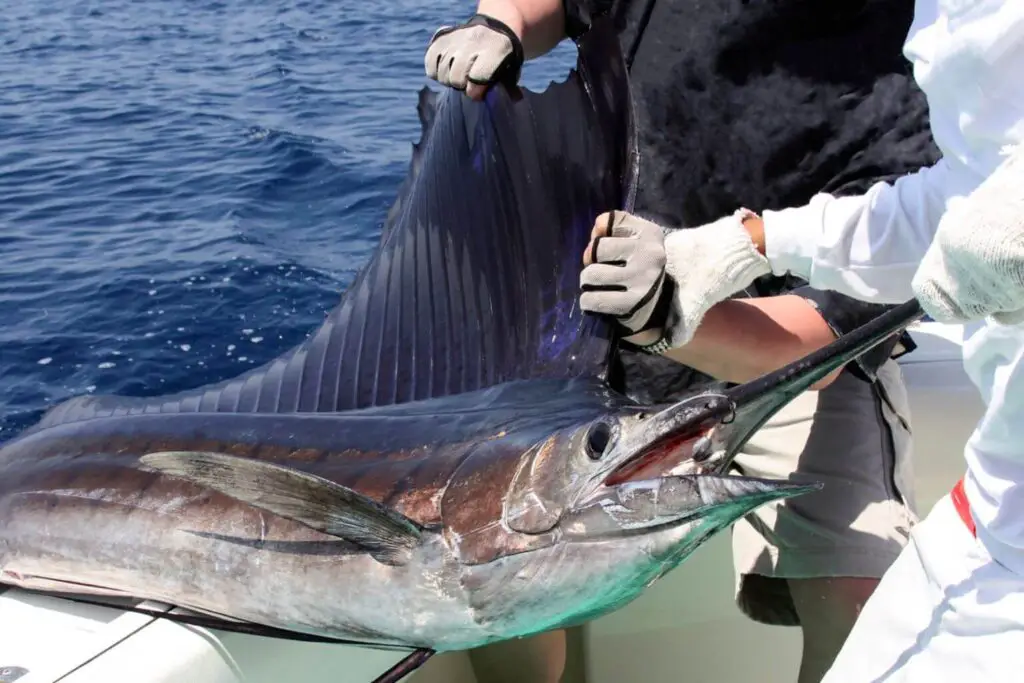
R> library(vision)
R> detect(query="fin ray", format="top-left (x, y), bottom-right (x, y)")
top-left (32, 18), bottom-right (636, 429)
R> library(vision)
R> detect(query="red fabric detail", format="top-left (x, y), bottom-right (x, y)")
top-left (951, 477), bottom-right (977, 538)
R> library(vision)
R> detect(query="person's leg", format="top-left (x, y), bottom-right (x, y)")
top-left (730, 359), bottom-right (918, 683)
top-left (823, 493), bottom-right (1024, 682)
top-left (787, 576), bottom-right (882, 683)
top-left (467, 629), bottom-right (567, 683)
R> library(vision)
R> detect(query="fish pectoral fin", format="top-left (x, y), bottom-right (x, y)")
top-left (140, 450), bottom-right (423, 565)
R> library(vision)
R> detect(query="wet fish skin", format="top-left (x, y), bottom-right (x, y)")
top-left (0, 379), bottom-right (813, 651)
top-left (0, 13), bottom-right (922, 654)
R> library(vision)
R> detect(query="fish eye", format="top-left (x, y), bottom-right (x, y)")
top-left (585, 421), bottom-right (612, 459)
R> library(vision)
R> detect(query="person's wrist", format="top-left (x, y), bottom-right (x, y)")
top-left (623, 328), bottom-right (663, 347)
top-left (738, 209), bottom-right (765, 256)
top-left (476, 0), bottom-right (526, 38)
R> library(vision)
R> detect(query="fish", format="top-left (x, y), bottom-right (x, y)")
top-left (0, 17), bottom-right (923, 656)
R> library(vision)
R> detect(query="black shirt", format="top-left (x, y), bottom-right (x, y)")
top-left (564, 0), bottom-right (941, 403)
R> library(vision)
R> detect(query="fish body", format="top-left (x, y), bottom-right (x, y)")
top-left (0, 377), bottom-right (753, 651)
top-left (0, 377), bottom-right (750, 650)
top-left (0, 18), bottom-right (923, 653)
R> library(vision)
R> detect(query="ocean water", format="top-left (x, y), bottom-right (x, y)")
top-left (0, 0), bottom-right (577, 440)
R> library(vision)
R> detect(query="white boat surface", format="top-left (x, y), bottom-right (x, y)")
top-left (0, 321), bottom-right (983, 683)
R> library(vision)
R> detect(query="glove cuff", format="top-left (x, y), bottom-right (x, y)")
top-left (662, 210), bottom-right (771, 347)
top-left (621, 278), bottom-right (677, 355)
top-left (664, 209), bottom-right (769, 280)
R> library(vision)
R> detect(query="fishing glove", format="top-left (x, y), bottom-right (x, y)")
top-left (580, 211), bottom-right (772, 351)
top-left (913, 145), bottom-right (1024, 325)
top-left (580, 212), bottom-right (672, 348)
top-left (424, 14), bottom-right (525, 93)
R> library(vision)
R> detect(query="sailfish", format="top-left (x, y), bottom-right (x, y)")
top-left (0, 15), bottom-right (922, 670)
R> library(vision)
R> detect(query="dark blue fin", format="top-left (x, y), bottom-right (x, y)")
top-left (34, 19), bottom-right (637, 428)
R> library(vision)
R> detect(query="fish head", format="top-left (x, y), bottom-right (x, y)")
top-left (499, 388), bottom-right (800, 537)
top-left (440, 389), bottom-right (819, 646)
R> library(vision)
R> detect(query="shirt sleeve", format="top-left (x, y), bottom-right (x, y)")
top-left (761, 0), bottom-right (1024, 305)
top-left (761, 157), bottom-right (978, 305)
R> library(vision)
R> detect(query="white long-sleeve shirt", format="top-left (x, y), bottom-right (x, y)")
top-left (761, 0), bottom-right (1024, 574)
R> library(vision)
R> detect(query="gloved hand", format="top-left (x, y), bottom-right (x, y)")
top-left (580, 210), bottom-right (772, 350)
top-left (912, 145), bottom-right (1024, 325)
top-left (579, 211), bottom-right (671, 347)
top-left (424, 14), bottom-right (525, 100)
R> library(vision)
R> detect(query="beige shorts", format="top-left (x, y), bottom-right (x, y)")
top-left (728, 359), bottom-right (918, 626)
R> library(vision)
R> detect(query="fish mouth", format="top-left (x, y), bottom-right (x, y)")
top-left (585, 398), bottom-right (819, 538)
top-left (601, 299), bottom-right (927, 489)
top-left (566, 473), bottom-right (820, 539)
top-left (604, 422), bottom-right (720, 485)
top-left (602, 392), bottom-right (735, 487)
top-left (586, 299), bottom-right (927, 527)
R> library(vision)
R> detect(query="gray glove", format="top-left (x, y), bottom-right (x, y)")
top-left (580, 210), bottom-right (772, 350)
top-left (424, 14), bottom-right (525, 93)
top-left (579, 212), bottom-right (672, 342)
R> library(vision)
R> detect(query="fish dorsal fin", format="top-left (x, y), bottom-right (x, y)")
top-left (380, 86), bottom-right (440, 245)
top-left (33, 18), bottom-right (636, 429)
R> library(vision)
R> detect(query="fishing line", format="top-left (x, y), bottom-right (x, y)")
top-left (19, 589), bottom-right (410, 650)
top-left (18, 588), bottom-right (435, 682)
top-left (371, 649), bottom-right (436, 683)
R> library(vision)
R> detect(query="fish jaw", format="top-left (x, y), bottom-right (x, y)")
top-left (452, 475), bottom-right (816, 647)
top-left (564, 473), bottom-right (819, 538)
top-left (594, 300), bottom-right (928, 488)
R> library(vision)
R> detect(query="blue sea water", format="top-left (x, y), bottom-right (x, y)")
top-left (0, 0), bottom-right (577, 440)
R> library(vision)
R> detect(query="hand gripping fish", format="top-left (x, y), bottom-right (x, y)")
top-left (0, 17), bottom-right (924, 681)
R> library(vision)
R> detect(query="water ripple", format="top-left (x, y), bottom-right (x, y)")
top-left (0, 0), bottom-right (578, 440)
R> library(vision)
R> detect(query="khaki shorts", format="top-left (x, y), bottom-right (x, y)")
top-left (728, 359), bottom-right (918, 626)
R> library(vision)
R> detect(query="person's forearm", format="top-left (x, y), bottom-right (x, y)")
top-left (476, 0), bottom-right (567, 59)
top-left (664, 295), bottom-right (843, 390)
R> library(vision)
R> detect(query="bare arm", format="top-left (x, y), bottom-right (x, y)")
top-left (664, 295), bottom-right (843, 390)
top-left (457, 0), bottom-right (570, 99)
top-left (476, 0), bottom-right (567, 58)
top-left (582, 214), bottom-right (845, 390)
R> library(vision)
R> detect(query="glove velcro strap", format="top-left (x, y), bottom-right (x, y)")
top-left (624, 274), bottom-right (674, 334)
top-left (620, 278), bottom-right (677, 355)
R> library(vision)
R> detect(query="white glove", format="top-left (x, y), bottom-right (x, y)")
top-left (424, 14), bottom-right (524, 93)
top-left (580, 210), bottom-right (772, 350)
top-left (912, 145), bottom-right (1024, 325)
top-left (662, 209), bottom-right (773, 346)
